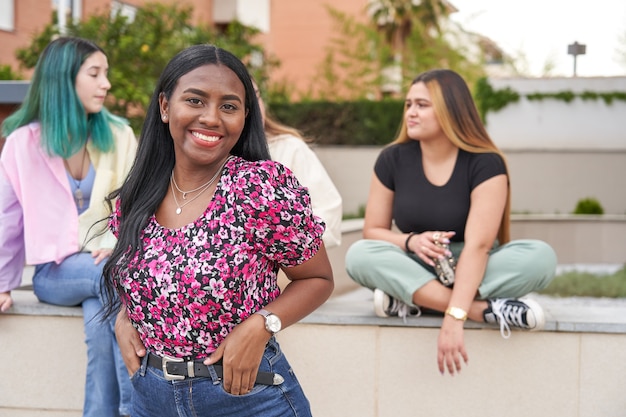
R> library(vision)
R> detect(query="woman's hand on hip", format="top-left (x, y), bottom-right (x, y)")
top-left (204, 314), bottom-right (271, 395)
top-left (115, 308), bottom-right (146, 375)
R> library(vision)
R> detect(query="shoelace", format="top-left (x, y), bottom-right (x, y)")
top-left (389, 298), bottom-right (422, 323)
top-left (490, 299), bottom-right (528, 339)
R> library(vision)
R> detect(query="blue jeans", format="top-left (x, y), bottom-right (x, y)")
top-left (33, 252), bottom-right (132, 417)
top-left (130, 338), bottom-right (312, 417)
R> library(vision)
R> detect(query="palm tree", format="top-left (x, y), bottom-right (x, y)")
top-left (366, 0), bottom-right (454, 95)
top-left (367, 0), bottom-right (452, 55)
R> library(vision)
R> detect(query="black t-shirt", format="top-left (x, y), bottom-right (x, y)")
top-left (375, 141), bottom-right (507, 241)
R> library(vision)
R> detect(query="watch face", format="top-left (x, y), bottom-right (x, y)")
top-left (446, 307), bottom-right (467, 321)
top-left (451, 310), bottom-right (464, 319)
top-left (266, 314), bottom-right (282, 333)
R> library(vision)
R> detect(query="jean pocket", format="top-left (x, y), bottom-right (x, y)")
top-left (130, 354), bottom-right (149, 383)
top-left (262, 337), bottom-right (284, 369)
top-left (220, 380), bottom-right (270, 397)
top-left (129, 366), bottom-right (142, 382)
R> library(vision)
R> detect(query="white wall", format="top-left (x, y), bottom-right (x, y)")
top-left (487, 77), bottom-right (626, 150)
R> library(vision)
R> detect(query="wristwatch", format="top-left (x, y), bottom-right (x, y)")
top-left (256, 309), bottom-right (282, 335)
top-left (445, 306), bottom-right (468, 321)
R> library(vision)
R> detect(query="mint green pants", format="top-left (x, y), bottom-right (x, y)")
top-left (345, 239), bottom-right (557, 305)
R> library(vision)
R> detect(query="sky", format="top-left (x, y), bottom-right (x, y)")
top-left (449, 0), bottom-right (626, 77)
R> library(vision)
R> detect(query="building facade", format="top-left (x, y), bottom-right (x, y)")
top-left (0, 0), bottom-right (375, 97)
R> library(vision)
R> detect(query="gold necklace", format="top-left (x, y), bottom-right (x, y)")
top-left (170, 156), bottom-right (232, 215)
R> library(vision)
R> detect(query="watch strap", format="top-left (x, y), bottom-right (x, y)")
top-left (255, 308), bottom-right (281, 334)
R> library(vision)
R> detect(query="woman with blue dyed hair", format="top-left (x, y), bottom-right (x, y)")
top-left (0, 37), bottom-right (136, 417)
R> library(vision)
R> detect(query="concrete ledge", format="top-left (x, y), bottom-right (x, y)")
top-left (4, 237), bottom-right (625, 416)
top-left (279, 316), bottom-right (626, 417)
top-left (7, 288), bottom-right (83, 317)
top-left (9, 284), bottom-right (626, 334)
top-left (9, 285), bottom-right (626, 334)
top-left (303, 287), bottom-right (626, 335)
top-left (3, 285), bottom-right (626, 417)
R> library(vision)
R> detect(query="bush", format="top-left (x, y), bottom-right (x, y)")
top-left (269, 99), bottom-right (404, 146)
top-left (573, 197), bottom-right (604, 215)
top-left (0, 64), bottom-right (22, 80)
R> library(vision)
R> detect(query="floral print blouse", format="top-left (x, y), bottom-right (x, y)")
top-left (109, 156), bottom-right (324, 360)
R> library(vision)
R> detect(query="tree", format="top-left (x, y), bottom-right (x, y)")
top-left (367, 0), bottom-right (448, 54)
top-left (315, 4), bottom-right (485, 100)
top-left (14, 2), bottom-right (275, 133)
top-left (315, 6), bottom-right (393, 100)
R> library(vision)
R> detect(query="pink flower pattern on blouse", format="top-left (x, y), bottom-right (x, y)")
top-left (109, 157), bottom-right (324, 360)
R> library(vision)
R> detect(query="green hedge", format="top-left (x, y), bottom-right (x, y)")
top-left (268, 99), bottom-right (404, 146)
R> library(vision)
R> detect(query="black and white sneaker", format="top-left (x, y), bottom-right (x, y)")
top-left (373, 288), bottom-right (421, 322)
top-left (484, 298), bottom-right (546, 338)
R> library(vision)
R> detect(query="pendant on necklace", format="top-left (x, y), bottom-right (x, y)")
top-left (176, 207), bottom-right (182, 215)
top-left (182, 193), bottom-right (188, 200)
top-left (74, 188), bottom-right (84, 209)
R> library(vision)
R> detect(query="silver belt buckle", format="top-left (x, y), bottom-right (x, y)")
top-left (161, 355), bottom-right (185, 381)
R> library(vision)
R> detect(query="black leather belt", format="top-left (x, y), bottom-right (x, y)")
top-left (147, 353), bottom-right (284, 385)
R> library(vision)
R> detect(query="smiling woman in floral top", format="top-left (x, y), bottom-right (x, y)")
top-left (103, 44), bottom-right (334, 417)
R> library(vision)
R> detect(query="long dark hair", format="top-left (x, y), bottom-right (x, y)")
top-left (101, 44), bottom-right (270, 318)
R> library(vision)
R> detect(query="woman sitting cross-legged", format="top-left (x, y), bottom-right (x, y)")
top-left (345, 69), bottom-right (557, 376)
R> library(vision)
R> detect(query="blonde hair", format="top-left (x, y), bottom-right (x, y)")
top-left (393, 69), bottom-right (511, 243)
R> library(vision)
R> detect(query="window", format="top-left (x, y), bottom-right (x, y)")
top-left (0, 0), bottom-right (14, 32)
top-left (112, 1), bottom-right (137, 22)
top-left (52, 0), bottom-right (81, 32)
top-left (214, 0), bottom-right (270, 33)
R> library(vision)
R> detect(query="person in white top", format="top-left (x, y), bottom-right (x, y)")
top-left (254, 82), bottom-right (343, 248)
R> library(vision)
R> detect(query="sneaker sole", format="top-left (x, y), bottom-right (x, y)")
top-left (373, 288), bottom-right (391, 318)
top-left (519, 297), bottom-right (546, 331)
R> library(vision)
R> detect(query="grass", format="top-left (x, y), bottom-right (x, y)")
top-left (342, 205), bottom-right (366, 220)
top-left (538, 266), bottom-right (626, 298)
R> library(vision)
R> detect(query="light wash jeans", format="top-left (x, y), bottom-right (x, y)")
top-left (130, 337), bottom-right (312, 417)
top-left (33, 252), bottom-right (131, 417)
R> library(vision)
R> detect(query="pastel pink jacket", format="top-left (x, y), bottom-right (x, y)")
top-left (0, 122), bottom-right (137, 292)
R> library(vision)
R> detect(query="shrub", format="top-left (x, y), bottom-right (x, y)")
top-left (0, 64), bottom-right (22, 80)
top-left (573, 197), bottom-right (604, 215)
